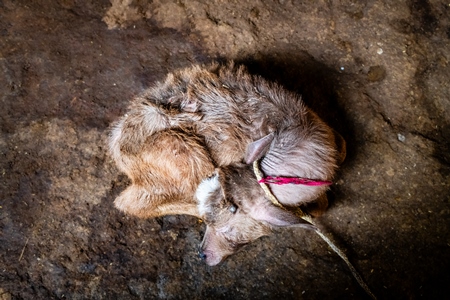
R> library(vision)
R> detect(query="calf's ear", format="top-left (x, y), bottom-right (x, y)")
top-left (249, 204), bottom-right (313, 229)
top-left (245, 132), bottom-right (275, 164)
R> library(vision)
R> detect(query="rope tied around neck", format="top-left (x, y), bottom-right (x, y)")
top-left (252, 160), bottom-right (377, 300)
top-left (258, 176), bottom-right (332, 186)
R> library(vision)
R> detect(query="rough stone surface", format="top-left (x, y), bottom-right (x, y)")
top-left (1, 0), bottom-right (449, 299)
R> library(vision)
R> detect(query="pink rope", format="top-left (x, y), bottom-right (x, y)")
top-left (258, 176), bottom-right (332, 186)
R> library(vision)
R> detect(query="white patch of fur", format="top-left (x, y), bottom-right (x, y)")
top-left (195, 173), bottom-right (220, 216)
top-left (142, 105), bottom-right (167, 132)
top-left (108, 119), bottom-right (125, 161)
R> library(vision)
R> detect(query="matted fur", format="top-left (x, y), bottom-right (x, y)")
top-left (109, 106), bottom-right (215, 217)
top-left (149, 62), bottom-right (345, 206)
top-left (108, 62), bottom-right (346, 264)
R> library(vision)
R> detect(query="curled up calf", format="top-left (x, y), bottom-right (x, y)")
top-left (109, 62), bottom-right (344, 222)
top-left (108, 62), bottom-right (375, 299)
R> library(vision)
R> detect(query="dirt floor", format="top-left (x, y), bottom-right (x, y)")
top-left (1, 0), bottom-right (449, 299)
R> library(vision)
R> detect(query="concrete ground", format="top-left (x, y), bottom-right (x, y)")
top-left (1, 0), bottom-right (449, 299)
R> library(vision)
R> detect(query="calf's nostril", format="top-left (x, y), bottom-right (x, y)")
top-left (198, 251), bottom-right (207, 260)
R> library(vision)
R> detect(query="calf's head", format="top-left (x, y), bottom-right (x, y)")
top-left (195, 164), bottom-right (312, 266)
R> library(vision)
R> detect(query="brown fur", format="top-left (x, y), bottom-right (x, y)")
top-left (149, 62), bottom-right (345, 207)
top-left (109, 103), bottom-right (215, 218)
top-left (108, 62), bottom-right (346, 264)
